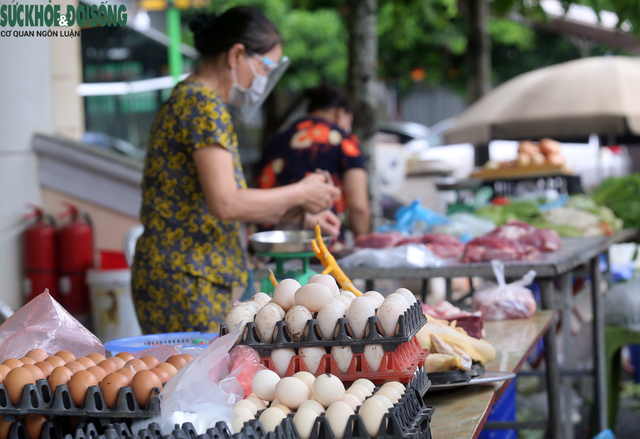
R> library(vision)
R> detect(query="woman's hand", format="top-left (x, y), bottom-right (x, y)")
top-left (297, 173), bottom-right (341, 214)
top-left (305, 210), bottom-right (342, 236)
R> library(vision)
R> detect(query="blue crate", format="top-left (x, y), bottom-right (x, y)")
top-left (104, 332), bottom-right (218, 355)
top-left (479, 380), bottom-right (517, 439)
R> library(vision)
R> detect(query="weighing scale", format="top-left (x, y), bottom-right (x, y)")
top-left (249, 230), bottom-right (332, 295)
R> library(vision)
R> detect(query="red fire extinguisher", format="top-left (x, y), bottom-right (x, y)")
top-left (57, 202), bottom-right (94, 315)
top-left (23, 205), bottom-right (58, 303)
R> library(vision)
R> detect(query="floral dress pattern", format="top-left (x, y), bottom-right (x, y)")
top-left (132, 78), bottom-right (247, 334)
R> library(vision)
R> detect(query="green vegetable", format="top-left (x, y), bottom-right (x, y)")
top-left (591, 175), bottom-right (640, 229)
top-left (475, 200), bottom-right (541, 225)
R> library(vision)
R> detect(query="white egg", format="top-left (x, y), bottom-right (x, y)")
top-left (246, 396), bottom-right (267, 410)
top-left (293, 371), bottom-right (316, 394)
top-left (340, 393), bottom-right (361, 411)
top-left (346, 297), bottom-right (376, 338)
top-left (299, 399), bottom-right (325, 415)
top-left (255, 304), bottom-right (282, 343)
top-left (234, 399), bottom-right (258, 415)
top-left (371, 395), bottom-right (393, 410)
top-left (313, 374), bottom-right (345, 407)
top-left (352, 379), bottom-right (375, 393)
top-left (293, 408), bottom-right (318, 439)
top-left (331, 297), bottom-right (349, 315)
top-left (385, 293), bottom-right (410, 308)
top-left (383, 296), bottom-right (408, 310)
top-left (259, 407), bottom-right (287, 433)
top-left (308, 274), bottom-right (321, 283)
top-left (270, 348), bottom-right (296, 377)
top-left (274, 278), bottom-right (301, 311)
top-left (375, 387), bottom-right (401, 404)
top-left (285, 305), bottom-right (313, 341)
top-left (325, 401), bottom-right (354, 439)
top-left (236, 301), bottom-right (260, 315)
top-left (381, 381), bottom-right (405, 395)
top-left (310, 274), bottom-right (340, 297)
top-left (340, 291), bottom-right (356, 302)
top-left (363, 291), bottom-right (385, 307)
top-left (271, 403), bottom-right (291, 414)
top-left (359, 397), bottom-right (388, 438)
top-left (362, 296), bottom-right (379, 309)
top-left (376, 301), bottom-right (405, 337)
top-left (275, 377), bottom-right (310, 409)
top-left (231, 410), bottom-right (253, 433)
top-left (345, 386), bottom-right (366, 402)
top-left (300, 347), bottom-right (326, 375)
top-left (348, 384), bottom-right (372, 397)
top-left (224, 307), bottom-right (254, 342)
top-left (264, 302), bottom-right (286, 319)
top-left (364, 344), bottom-right (385, 373)
top-left (252, 369), bottom-right (281, 401)
top-left (394, 288), bottom-right (417, 305)
top-left (331, 346), bottom-right (353, 374)
top-left (294, 283), bottom-right (334, 312)
top-left (316, 303), bottom-right (343, 340)
top-left (251, 292), bottom-right (272, 307)
top-left (233, 405), bottom-right (255, 419)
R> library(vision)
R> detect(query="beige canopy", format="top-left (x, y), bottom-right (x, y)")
top-left (443, 56), bottom-right (640, 145)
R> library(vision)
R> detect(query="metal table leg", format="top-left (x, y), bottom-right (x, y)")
top-left (590, 256), bottom-right (607, 432)
top-left (445, 278), bottom-right (453, 303)
top-left (540, 279), bottom-right (563, 439)
top-left (560, 273), bottom-right (575, 439)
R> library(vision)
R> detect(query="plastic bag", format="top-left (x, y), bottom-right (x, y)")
top-left (472, 260), bottom-right (537, 320)
top-left (0, 291), bottom-right (104, 362)
top-left (433, 213), bottom-right (496, 242)
top-left (605, 278), bottom-right (640, 332)
top-left (337, 244), bottom-right (441, 269)
top-left (157, 326), bottom-right (244, 434)
top-left (377, 199), bottom-right (450, 235)
top-left (228, 345), bottom-right (267, 398)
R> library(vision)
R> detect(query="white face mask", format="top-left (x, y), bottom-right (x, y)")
top-left (227, 57), bottom-right (268, 107)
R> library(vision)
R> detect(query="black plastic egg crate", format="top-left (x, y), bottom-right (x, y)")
top-left (220, 301), bottom-right (427, 356)
top-left (0, 379), bottom-right (160, 419)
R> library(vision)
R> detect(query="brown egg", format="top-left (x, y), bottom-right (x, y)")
top-left (48, 366), bottom-right (73, 389)
top-left (25, 414), bottom-right (47, 439)
top-left (150, 368), bottom-right (170, 385)
top-left (139, 356), bottom-right (159, 369)
top-left (86, 366), bottom-right (107, 383)
top-left (76, 357), bottom-right (96, 369)
top-left (166, 355), bottom-right (187, 371)
top-left (19, 357), bottom-right (36, 365)
top-left (131, 370), bottom-right (162, 408)
top-left (34, 362), bottom-right (54, 378)
top-left (68, 371), bottom-right (98, 407)
top-left (44, 356), bottom-right (65, 368)
top-left (124, 359), bottom-right (148, 373)
top-left (65, 361), bottom-right (85, 374)
top-left (115, 352), bottom-right (134, 362)
top-left (86, 353), bottom-right (106, 364)
top-left (100, 373), bottom-right (129, 408)
top-left (97, 360), bottom-right (118, 374)
top-left (180, 354), bottom-right (194, 363)
top-left (22, 364), bottom-right (45, 381)
top-left (109, 357), bottom-right (126, 369)
top-left (5, 367), bottom-right (35, 404)
top-left (156, 363), bottom-right (178, 377)
top-left (116, 368), bottom-right (134, 383)
top-left (3, 358), bottom-right (23, 369)
top-left (25, 349), bottom-right (48, 362)
top-left (55, 351), bottom-right (75, 363)
top-left (0, 364), bottom-right (12, 382)
top-left (0, 416), bottom-right (11, 439)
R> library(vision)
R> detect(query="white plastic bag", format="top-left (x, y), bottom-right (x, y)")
top-left (154, 326), bottom-right (244, 434)
top-left (337, 244), bottom-right (441, 269)
top-left (0, 291), bottom-right (104, 362)
top-left (472, 260), bottom-right (537, 320)
top-left (605, 278), bottom-right (640, 332)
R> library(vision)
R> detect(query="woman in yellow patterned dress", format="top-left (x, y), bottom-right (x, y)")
top-left (132, 7), bottom-right (341, 334)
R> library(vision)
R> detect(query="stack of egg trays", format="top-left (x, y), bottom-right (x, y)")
top-left (220, 301), bottom-right (427, 357)
top-left (0, 379), bottom-right (160, 420)
top-left (408, 365), bottom-right (430, 398)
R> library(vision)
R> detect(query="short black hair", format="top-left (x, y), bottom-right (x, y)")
top-left (189, 7), bottom-right (281, 59)
top-left (306, 83), bottom-right (352, 113)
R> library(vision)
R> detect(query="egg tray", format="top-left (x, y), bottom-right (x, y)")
top-left (221, 301), bottom-right (427, 356)
top-left (427, 363), bottom-right (484, 386)
top-left (0, 380), bottom-right (160, 419)
top-left (6, 418), bottom-right (133, 439)
top-left (259, 336), bottom-right (428, 387)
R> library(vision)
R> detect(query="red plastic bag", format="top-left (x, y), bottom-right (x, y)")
top-left (228, 345), bottom-right (267, 398)
top-left (0, 291), bottom-right (104, 362)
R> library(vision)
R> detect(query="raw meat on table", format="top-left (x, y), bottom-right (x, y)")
top-left (355, 231), bottom-right (405, 249)
top-left (398, 233), bottom-right (465, 258)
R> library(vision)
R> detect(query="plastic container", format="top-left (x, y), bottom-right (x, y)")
top-left (259, 336), bottom-right (428, 385)
top-left (104, 332), bottom-right (218, 355)
top-left (86, 268), bottom-right (142, 342)
top-left (221, 301), bottom-right (427, 356)
top-left (0, 379), bottom-right (160, 419)
top-left (478, 380), bottom-right (516, 439)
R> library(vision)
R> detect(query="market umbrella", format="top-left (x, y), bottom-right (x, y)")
top-left (443, 55), bottom-right (640, 145)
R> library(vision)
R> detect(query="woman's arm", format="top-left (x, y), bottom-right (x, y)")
top-left (193, 145), bottom-right (340, 223)
top-left (343, 168), bottom-right (371, 236)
